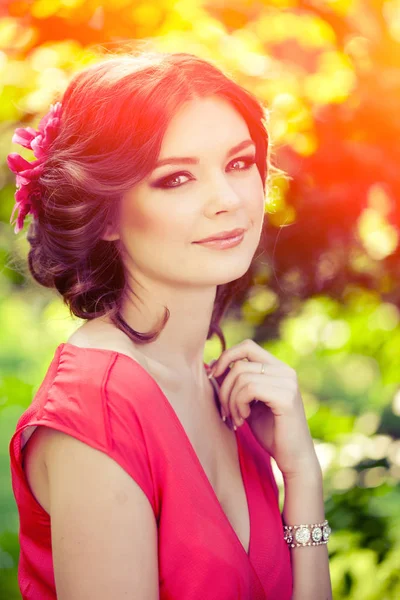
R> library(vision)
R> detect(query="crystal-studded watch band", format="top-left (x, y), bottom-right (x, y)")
top-left (283, 519), bottom-right (332, 548)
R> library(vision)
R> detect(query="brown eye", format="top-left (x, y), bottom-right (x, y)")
top-left (153, 172), bottom-right (192, 190)
top-left (229, 156), bottom-right (256, 171)
top-left (164, 174), bottom-right (190, 188)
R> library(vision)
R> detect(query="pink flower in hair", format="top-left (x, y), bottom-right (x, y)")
top-left (7, 101), bottom-right (62, 233)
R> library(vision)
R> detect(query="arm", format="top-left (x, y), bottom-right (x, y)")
top-left (282, 462), bottom-right (333, 600)
top-left (43, 428), bottom-right (159, 600)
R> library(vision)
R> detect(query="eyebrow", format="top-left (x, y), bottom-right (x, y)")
top-left (153, 139), bottom-right (256, 170)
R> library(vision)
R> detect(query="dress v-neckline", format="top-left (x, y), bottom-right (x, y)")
top-left (60, 342), bottom-right (253, 559)
top-left (169, 371), bottom-right (253, 558)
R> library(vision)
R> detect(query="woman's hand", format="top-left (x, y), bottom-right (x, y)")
top-left (209, 339), bottom-right (320, 480)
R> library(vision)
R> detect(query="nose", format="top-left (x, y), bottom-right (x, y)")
top-left (206, 172), bottom-right (243, 214)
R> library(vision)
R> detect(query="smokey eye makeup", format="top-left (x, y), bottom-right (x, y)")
top-left (149, 154), bottom-right (257, 190)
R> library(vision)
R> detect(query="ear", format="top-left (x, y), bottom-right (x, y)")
top-left (101, 223), bottom-right (120, 242)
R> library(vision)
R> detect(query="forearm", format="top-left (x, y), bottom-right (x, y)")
top-left (282, 465), bottom-right (333, 600)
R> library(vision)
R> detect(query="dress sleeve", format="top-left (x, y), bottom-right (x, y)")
top-left (38, 347), bottom-right (157, 516)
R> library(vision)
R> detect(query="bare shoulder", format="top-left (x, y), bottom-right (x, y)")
top-left (67, 317), bottom-right (142, 360)
top-left (66, 316), bottom-right (119, 348)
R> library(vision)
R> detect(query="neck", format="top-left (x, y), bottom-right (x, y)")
top-left (114, 281), bottom-right (219, 386)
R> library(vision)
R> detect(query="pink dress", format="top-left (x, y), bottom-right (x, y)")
top-left (9, 342), bottom-right (293, 599)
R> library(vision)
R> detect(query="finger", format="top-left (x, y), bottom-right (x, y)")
top-left (227, 374), bottom-right (259, 428)
top-left (219, 360), bottom-right (262, 403)
top-left (219, 361), bottom-right (291, 404)
top-left (215, 364), bottom-right (295, 425)
top-left (232, 380), bottom-right (254, 427)
top-left (217, 363), bottom-right (249, 423)
top-left (232, 378), bottom-right (297, 422)
top-left (211, 339), bottom-right (283, 377)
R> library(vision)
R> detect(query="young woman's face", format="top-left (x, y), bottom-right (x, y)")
top-left (113, 95), bottom-right (265, 288)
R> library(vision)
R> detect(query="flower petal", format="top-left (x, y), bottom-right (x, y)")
top-left (38, 102), bottom-right (61, 135)
top-left (7, 152), bottom-right (31, 174)
top-left (10, 196), bottom-right (30, 234)
top-left (15, 184), bottom-right (31, 205)
top-left (30, 134), bottom-right (45, 159)
top-left (17, 202), bottom-right (30, 232)
top-left (14, 161), bottom-right (43, 186)
top-left (12, 127), bottom-right (37, 149)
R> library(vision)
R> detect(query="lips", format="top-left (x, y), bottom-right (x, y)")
top-left (194, 228), bottom-right (246, 243)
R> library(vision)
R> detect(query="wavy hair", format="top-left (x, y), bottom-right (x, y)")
top-left (26, 50), bottom-right (272, 351)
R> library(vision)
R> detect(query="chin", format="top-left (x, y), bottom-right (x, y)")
top-left (212, 259), bottom-right (253, 284)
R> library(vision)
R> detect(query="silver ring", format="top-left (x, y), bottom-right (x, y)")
top-left (260, 363), bottom-right (266, 375)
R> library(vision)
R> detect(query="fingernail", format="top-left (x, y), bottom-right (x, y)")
top-left (233, 425), bottom-right (237, 431)
top-left (221, 414), bottom-right (227, 422)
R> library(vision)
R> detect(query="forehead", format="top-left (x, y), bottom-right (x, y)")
top-left (159, 96), bottom-right (250, 156)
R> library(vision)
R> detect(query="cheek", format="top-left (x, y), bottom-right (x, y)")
top-left (121, 199), bottom-right (189, 244)
top-left (247, 176), bottom-right (265, 216)
top-left (120, 194), bottom-right (164, 239)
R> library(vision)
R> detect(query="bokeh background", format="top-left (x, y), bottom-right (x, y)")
top-left (1, 1), bottom-right (400, 598)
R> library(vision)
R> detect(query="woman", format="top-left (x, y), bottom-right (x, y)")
top-left (8, 51), bottom-right (332, 599)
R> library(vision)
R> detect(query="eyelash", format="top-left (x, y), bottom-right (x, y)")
top-left (154, 155), bottom-right (256, 190)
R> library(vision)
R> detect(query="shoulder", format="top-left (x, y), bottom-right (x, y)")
top-left (28, 339), bottom-right (160, 513)
top-left (36, 342), bottom-right (117, 451)
top-left (66, 316), bottom-right (142, 360)
top-left (34, 335), bottom-right (155, 456)
top-left (64, 319), bottom-right (167, 404)
top-left (50, 338), bottom-right (150, 402)
top-left (10, 329), bottom-right (161, 519)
